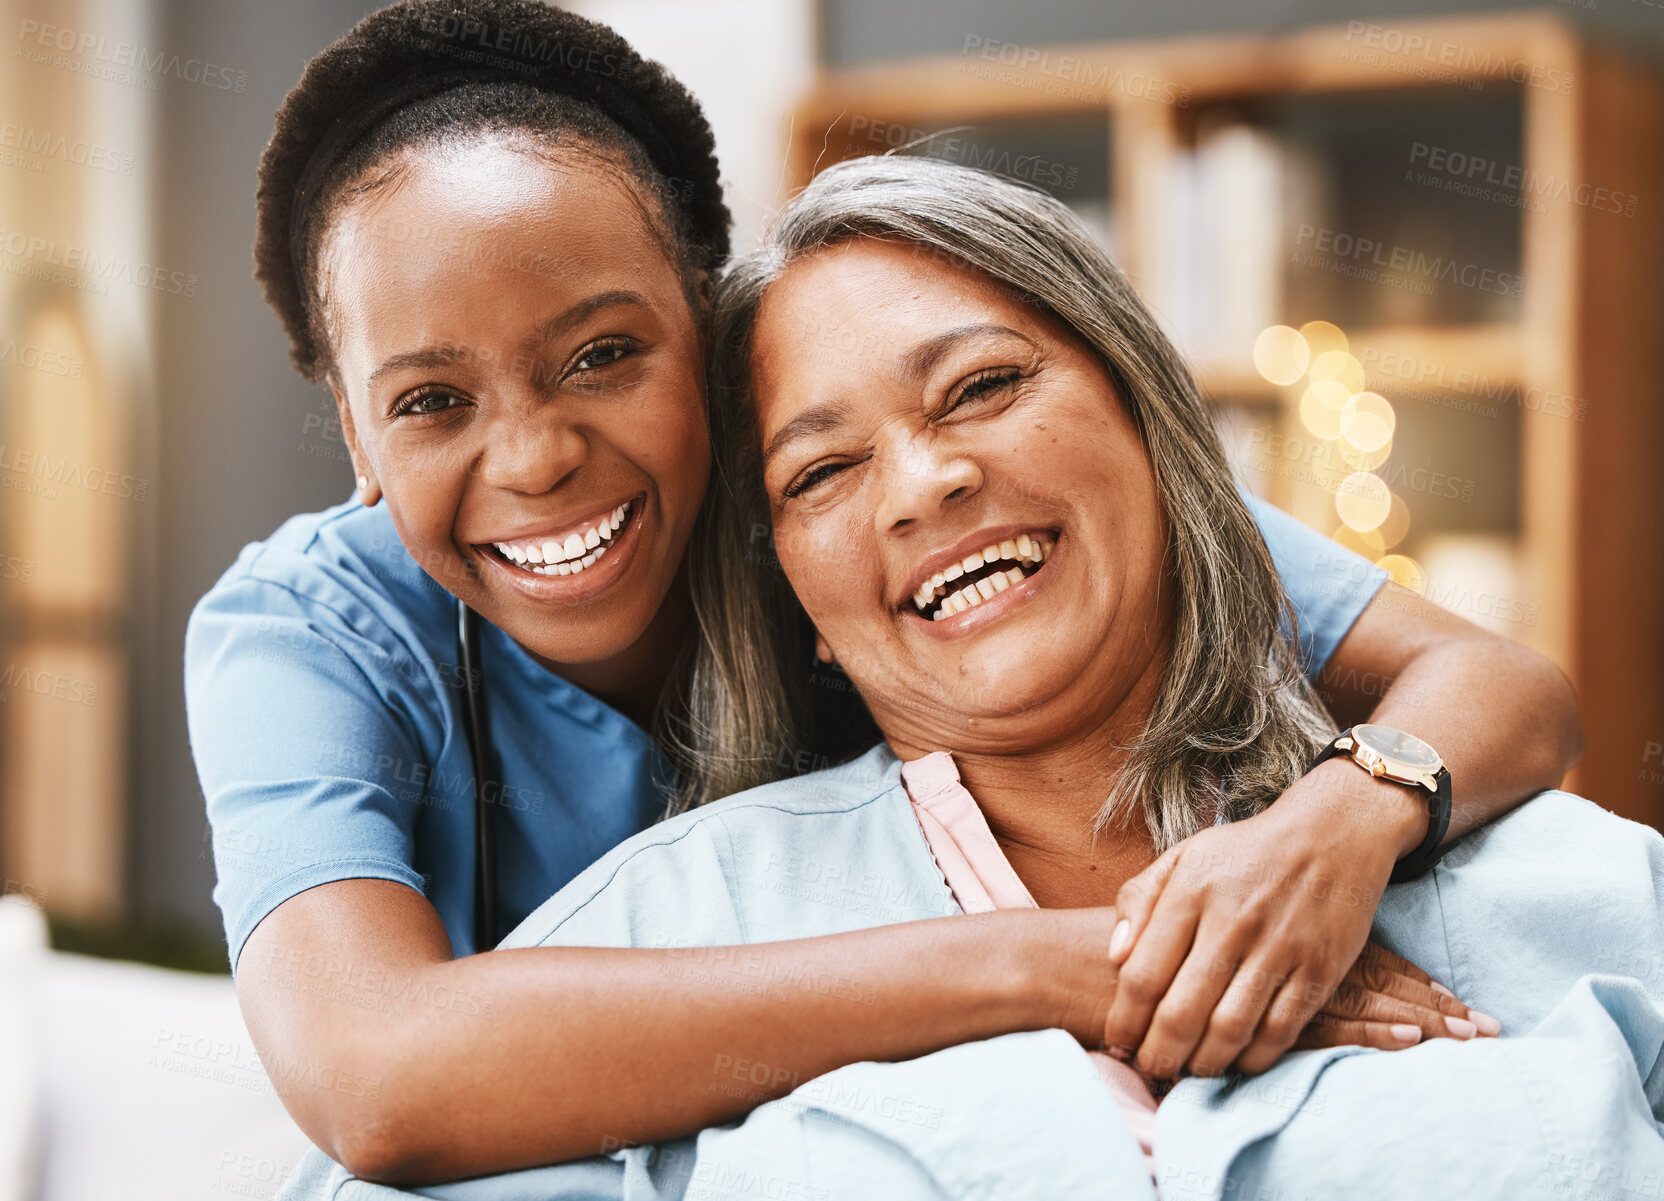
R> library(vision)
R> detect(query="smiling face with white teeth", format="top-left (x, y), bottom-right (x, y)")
top-left (322, 136), bottom-right (709, 706)
top-left (751, 239), bottom-right (1175, 760)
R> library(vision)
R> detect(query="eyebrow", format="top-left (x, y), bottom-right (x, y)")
top-left (365, 289), bottom-right (648, 388)
top-left (762, 400), bottom-right (854, 469)
top-left (525, 289), bottom-right (647, 354)
top-left (365, 342), bottom-right (474, 388)
top-left (899, 323), bottom-right (1036, 382)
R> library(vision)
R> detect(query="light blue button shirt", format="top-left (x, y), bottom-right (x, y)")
top-left (283, 747), bottom-right (1664, 1201)
top-left (186, 493), bottom-right (1380, 969)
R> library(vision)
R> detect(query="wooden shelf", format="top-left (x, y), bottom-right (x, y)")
top-left (794, 14), bottom-right (1574, 136)
top-left (1196, 322), bottom-right (1525, 404)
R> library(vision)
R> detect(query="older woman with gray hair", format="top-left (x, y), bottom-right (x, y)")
top-left (285, 158), bottom-right (1664, 1199)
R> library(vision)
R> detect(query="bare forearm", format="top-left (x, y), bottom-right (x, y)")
top-left (376, 925), bottom-right (1030, 1180)
top-left (243, 899), bottom-right (1114, 1186)
top-left (1348, 635), bottom-right (1582, 844)
top-left (1317, 582), bottom-right (1584, 849)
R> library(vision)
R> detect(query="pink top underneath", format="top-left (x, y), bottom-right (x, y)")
top-left (899, 750), bottom-right (1159, 1180)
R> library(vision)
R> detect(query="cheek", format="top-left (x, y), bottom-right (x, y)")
top-left (630, 360), bottom-right (711, 512)
top-left (372, 431), bottom-right (473, 523)
top-left (1027, 398), bottom-right (1150, 512)
top-left (631, 407), bottom-right (709, 520)
top-left (388, 470), bottom-right (466, 546)
top-left (380, 481), bottom-right (474, 597)
top-left (344, 405), bottom-right (467, 549)
top-left (775, 504), bottom-right (871, 632)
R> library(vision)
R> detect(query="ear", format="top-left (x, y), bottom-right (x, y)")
top-left (814, 629), bottom-right (835, 665)
top-left (331, 382), bottom-right (380, 507)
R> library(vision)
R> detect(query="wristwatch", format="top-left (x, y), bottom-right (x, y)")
top-left (1306, 724), bottom-right (1452, 883)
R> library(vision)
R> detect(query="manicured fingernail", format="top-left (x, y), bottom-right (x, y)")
top-left (1430, 980), bottom-right (1458, 999)
top-left (1390, 1023), bottom-right (1422, 1043)
top-left (1468, 1010), bottom-right (1502, 1036)
top-left (1104, 1043), bottom-right (1133, 1062)
top-left (1444, 1015), bottom-right (1478, 1039)
top-left (1108, 919), bottom-right (1132, 960)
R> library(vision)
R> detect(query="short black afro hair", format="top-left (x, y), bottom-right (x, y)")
top-left (255, 0), bottom-right (730, 382)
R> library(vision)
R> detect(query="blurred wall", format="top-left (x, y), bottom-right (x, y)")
top-left (131, 0), bottom-right (381, 938)
top-left (564, 0), bottom-right (816, 251)
top-left (1, 0), bottom-right (157, 926)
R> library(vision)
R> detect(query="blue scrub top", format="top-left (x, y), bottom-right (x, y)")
top-left (185, 493), bottom-right (1383, 970)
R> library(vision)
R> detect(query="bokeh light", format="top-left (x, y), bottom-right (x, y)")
top-left (1332, 436), bottom-right (1393, 473)
top-left (1308, 349), bottom-right (1366, 393)
top-left (1298, 320), bottom-right (1348, 360)
top-left (1377, 492), bottom-right (1411, 549)
top-left (1340, 391), bottom-right (1396, 453)
top-left (1299, 379), bottom-right (1350, 439)
top-left (1335, 470), bottom-right (1392, 531)
top-left (1377, 554), bottom-right (1427, 594)
top-left (1331, 524), bottom-right (1386, 558)
top-left (1253, 325), bottom-right (1310, 385)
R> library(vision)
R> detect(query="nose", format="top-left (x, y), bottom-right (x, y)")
top-left (872, 430), bottom-right (984, 533)
top-left (478, 402), bottom-right (587, 496)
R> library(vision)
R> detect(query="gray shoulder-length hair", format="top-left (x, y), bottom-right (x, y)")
top-left (673, 153), bottom-right (1333, 848)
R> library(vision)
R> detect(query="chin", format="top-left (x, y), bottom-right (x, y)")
top-left (945, 657), bottom-right (1074, 722)
top-left (503, 614), bottom-right (631, 666)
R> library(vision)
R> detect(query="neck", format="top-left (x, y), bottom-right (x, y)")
top-left (957, 719), bottom-right (1159, 909)
top-left (529, 562), bottom-right (694, 731)
top-left (891, 644), bottom-right (1170, 909)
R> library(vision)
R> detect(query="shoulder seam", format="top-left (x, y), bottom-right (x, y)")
top-left (196, 573), bottom-right (443, 742)
top-left (204, 570), bottom-right (390, 646)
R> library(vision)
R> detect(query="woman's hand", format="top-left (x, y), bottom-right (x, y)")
top-left (1098, 759), bottom-right (1496, 1078)
top-left (1297, 939), bottom-right (1498, 1055)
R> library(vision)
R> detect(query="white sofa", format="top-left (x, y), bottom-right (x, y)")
top-left (0, 896), bottom-right (311, 1201)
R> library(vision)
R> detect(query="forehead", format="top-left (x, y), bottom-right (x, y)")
top-left (755, 240), bottom-right (1018, 362)
top-left (748, 240), bottom-right (1067, 429)
top-left (322, 138), bottom-right (680, 359)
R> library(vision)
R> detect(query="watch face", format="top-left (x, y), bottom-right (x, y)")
top-left (1353, 724), bottom-right (1442, 771)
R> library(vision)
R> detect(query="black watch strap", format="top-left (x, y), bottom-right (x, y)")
top-left (1307, 728), bottom-right (1453, 884)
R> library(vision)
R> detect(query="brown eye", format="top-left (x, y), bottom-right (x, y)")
top-left (783, 461), bottom-right (852, 499)
top-left (952, 368), bottom-right (1020, 409)
top-left (392, 387), bottom-right (467, 417)
top-left (569, 336), bottom-right (636, 374)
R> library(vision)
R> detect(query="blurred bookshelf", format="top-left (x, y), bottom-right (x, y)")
top-left (790, 13), bottom-right (1664, 824)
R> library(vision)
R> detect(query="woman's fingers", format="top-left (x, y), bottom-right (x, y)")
top-left (1108, 845), bottom-right (1182, 965)
top-left (1320, 975), bottom-right (1467, 1042)
top-left (1183, 949), bottom-right (1288, 1078)
top-left (1316, 943), bottom-right (1499, 1045)
top-left (1345, 942), bottom-right (1502, 1036)
top-left (1292, 1015), bottom-right (1433, 1053)
top-left (1099, 888), bottom-right (1200, 1061)
top-left (1235, 972), bottom-right (1324, 1074)
top-left (1131, 922), bottom-right (1250, 1077)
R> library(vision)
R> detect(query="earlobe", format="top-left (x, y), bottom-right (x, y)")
top-left (814, 631), bottom-right (836, 665)
top-left (331, 381), bottom-right (380, 507)
top-left (353, 469), bottom-right (381, 507)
